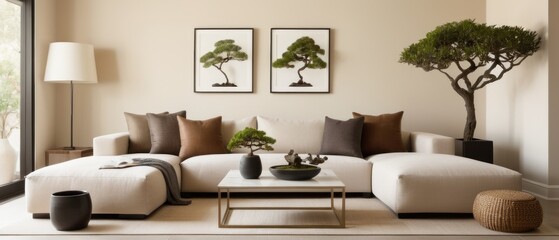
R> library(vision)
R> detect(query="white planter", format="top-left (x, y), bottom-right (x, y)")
top-left (0, 139), bottom-right (17, 185)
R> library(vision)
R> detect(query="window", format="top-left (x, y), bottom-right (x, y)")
top-left (0, 0), bottom-right (33, 201)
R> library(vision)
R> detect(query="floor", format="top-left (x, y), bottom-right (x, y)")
top-left (0, 195), bottom-right (557, 240)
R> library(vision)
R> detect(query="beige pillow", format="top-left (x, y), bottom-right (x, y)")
top-left (221, 116), bottom-right (257, 153)
top-left (178, 116), bottom-right (227, 160)
top-left (147, 111), bottom-right (186, 155)
top-left (256, 116), bottom-right (324, 154)
top-left (353, 111), bottom-right (406, 156)
top-left (124, 111), bottom-right (168, 153)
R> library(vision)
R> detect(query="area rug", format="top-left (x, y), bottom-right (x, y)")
top-left (1, 197), bottom-right (558, 236)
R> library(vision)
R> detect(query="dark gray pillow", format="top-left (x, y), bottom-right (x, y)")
top-left (124, 112), bottom-right (168, 153)
top-left (319, 116), bottom-right (364, 158)
top-left (147, 111), bottom-right (187, 155)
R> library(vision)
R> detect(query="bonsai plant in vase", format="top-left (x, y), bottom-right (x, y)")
top-left (227, 127), bottom-right (276, 179)
top-left (269, 150), bottom-right (328, 181)
top-left (399, 19), bottom-right (541, 163)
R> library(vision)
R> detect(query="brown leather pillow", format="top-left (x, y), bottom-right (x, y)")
top-left (353, 111), bottom-right (406, 156)
top-left (124, 111), bottom-right (168, 153)
top-left (146, 111), bottom-right (187, 155)
top-left (319, 116), bottom-right (364, 158)
top-left (177, 116), bottom-right (227, 160)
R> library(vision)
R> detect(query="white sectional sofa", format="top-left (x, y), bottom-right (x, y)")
top-left (26, 115), bottom-right (522, 218)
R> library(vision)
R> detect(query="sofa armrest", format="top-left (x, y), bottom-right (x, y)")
top-left (93, 132), bottom-right (130, 156)
top-left (410, 132), bottom-right (455, 155)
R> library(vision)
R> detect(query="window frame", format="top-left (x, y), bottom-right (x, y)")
top-left (0, 0), bottom-right (34, 201)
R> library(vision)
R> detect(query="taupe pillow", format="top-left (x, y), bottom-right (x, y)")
top-left (353, 111), bottom-right (406, 156)
top-left (319, 116), bottom-right (364, 158)
top-left (147, 111), bottom-right (187, 155)
top-left (124, 111), bottom-right (168, 153)
top-left (177, 116), bottom-right (227, 160)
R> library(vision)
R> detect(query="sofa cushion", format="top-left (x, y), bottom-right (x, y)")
top-left (320, 116), bottom-right (364, 157)
top-left (370, 153), bottom-right (522, 214)
top-left (147, 111), bottom-right (186, 155)
top-left (222, 116), bottom-right (257, 153)
top-left (25, 154), bottom-right (181, 215)
top-left (256, 116), bottom-right (324, 154)
top-left (177, 116), bottom-right (227, 160)
top-left (124, 111), bottom-right (168, 153)
top-left (180, 153), bottom-right (372, 193)
top-left (353, 111), bottom-right (406, 156)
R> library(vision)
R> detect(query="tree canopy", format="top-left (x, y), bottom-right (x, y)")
top-left (227, 127), bottom-right (276, 156)
top-left (272, 36), bottom-right (327, 86)
top-left (399, 19), bottom-right (540, 141)
top-left (200, 39), bottom-right (248, 86)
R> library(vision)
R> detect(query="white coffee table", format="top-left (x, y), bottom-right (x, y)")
top-left (217, 169), bottom-right (346, 228)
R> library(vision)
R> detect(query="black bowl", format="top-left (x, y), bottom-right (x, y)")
top-left (269, 165), bottom-right (321, 180)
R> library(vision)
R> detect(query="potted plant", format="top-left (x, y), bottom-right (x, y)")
top-left (0, 60), bottom-right (20, 184)
top-left (227, 127), bottom-right (276, 179)
top-left (269, 150), bottom-right (328, 181)
top-left (399, 19), bottom-right (541, 163)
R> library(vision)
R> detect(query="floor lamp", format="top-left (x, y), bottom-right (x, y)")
top-left (44, 42), bottom-right (98, 150)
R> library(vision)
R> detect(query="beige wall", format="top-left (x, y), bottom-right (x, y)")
top-left (486, 0), bottom-right (557, 199)
top-left (35, 0), bottom-right (486, 167)
top-left (34, 0), bottom-right (58, 169)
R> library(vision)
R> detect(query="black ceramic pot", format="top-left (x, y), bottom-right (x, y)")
top-left (269, 165), bottom-right (321, 180)
top-left (50, 190), bottom-right (92, 231)
top-left (239, 155), bottom-right (262, 179)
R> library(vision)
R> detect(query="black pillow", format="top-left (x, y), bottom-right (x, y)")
top-left (319, 116), bottom-right (364, 158)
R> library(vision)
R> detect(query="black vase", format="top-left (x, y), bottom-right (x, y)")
top-left (50, 190), bottom-right (92, 231)
top-left (239, 155), bottom-right (262, 179)
top-left (455, 138), bottom-right (493, 164)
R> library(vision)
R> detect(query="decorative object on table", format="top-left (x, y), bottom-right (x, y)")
top-left (399, 19), bottom-right (541, 163)
top-left (227, 127), bottom-right (276, 179)
top-left (50, 190), bottom-right (92, 231)
top-left (473, 190), bottom-right (542, 233)
top-left (194, 28), bottom-right (253, 93)
top-left (270, 28), bottom-right (330, 93)
top-left (44, 42), bottom-right (98, 150)
top-left (269, 149), bottom-right (328, 181)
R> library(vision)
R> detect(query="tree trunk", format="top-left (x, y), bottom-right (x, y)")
top-left (215, 66), bottom-right (230, 84)
top-left (461, 93), bottom-right (476, 141)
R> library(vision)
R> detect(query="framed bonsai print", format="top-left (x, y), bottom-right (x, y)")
top-left (270, 28), bottom-right (330, 93)
top-left (194, 28), bottom-right (253, 93)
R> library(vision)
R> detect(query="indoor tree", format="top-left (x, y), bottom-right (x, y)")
top-left (0, 60), bottom-right (19, 139)
top-left (200, 39), bottom-right (248, 87)
top-left (272, 36), bottom-right (327, 87)
top-left (399, 19), bottom-right (541, 141)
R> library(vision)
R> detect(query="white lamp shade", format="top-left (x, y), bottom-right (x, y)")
top-left (44, 42), bottom-right (98, 83)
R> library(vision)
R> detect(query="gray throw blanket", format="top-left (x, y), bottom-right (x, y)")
top-left (100, 158), bottom-right (191, 205)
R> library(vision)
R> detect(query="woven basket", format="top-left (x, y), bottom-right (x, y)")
top-left (473, 190), bottom-right (543, 233)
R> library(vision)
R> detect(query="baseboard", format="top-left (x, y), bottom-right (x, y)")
top-left (522, 178), bottom-right (559, 200)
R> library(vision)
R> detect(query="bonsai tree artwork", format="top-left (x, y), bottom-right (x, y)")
top-left (200, 39), bottom-right (248, 87)
top-left (272, 36), bottom-right (327, 87)
top-left (400, 19), bottom-right (540, 141)
top-left (227, 127), bottom-right (276, 156)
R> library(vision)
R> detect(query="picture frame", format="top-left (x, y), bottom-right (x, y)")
top-left (194, 28), bottom-right (253, 93)
top-left (270, 28), bottom-right (330, 93)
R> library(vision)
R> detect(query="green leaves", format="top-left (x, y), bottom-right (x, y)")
top-left (272, 36), bottom-right (327, 70)
top-left (199, 39), bottom-right (248, 68)
top-left (399, 19), bottom-right (541, 71)
top-left (227, 127), bottom-right (276, 156)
